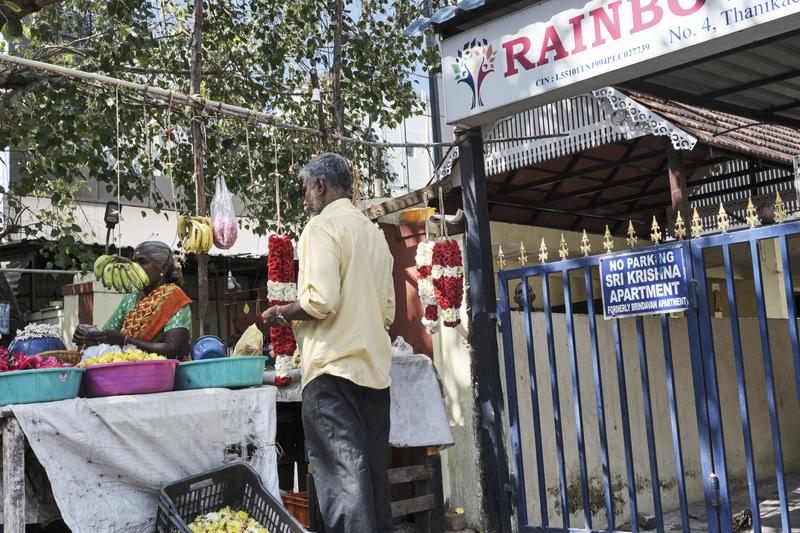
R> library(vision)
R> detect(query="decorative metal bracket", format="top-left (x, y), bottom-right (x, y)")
top-left (592, 87), bottom-right (697, 150)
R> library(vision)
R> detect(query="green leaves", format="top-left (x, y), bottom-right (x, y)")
top-left (1, 16), bottom-right (21, 39)
top-left (1, 0), bottom-right (435, 261)
top-left (2, 1), bottom-right (21, 13)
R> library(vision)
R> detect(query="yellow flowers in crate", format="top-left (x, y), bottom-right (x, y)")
top-left (186, 507), bottom-right (270, 533)
top-left (78, 349), bottom-right (166, 367)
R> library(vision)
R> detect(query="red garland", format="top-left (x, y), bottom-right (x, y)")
top-left (432, 239), bottom-right (464, 328)
top-left (268, 234), bottom-right (297, 386)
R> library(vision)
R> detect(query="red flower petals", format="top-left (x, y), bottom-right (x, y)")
top-left (432, 238), bottom-right (464, 329)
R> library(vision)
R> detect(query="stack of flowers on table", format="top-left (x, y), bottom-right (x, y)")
top-left (415, 241), bottom-right (439, 334)
top-left (431, 238), bottom-right (464, 328)
top-left (187, 506), bottom-right (269, 533)
top-left (267, 233), bottom-right (297, 386)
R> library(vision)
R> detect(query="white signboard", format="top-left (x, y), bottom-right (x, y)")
top-left (441, 0), bottom-right (800, 126)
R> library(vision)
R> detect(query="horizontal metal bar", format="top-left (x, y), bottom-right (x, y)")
top-left (689, 219), bottom-right (800, 247)
top-left (524, 526), bottom-right (630, 532)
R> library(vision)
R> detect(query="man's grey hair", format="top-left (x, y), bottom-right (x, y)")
top-left (299, 153), bottom-right (352, 194)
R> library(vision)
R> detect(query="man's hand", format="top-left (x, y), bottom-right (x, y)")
top-left (262, 306), bottom-right (288, 326)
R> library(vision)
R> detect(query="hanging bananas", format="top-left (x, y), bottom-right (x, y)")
top-left (179, 215), bottom-right (213, 254)
top-left (92, 255), bottom-right (150, 293)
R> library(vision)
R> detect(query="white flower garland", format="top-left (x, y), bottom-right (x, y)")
top-left (267, 280), bottom-right (297, 302)
top-left (15, 323), bottom-right (62, 341)
top-left (431, 265), bottom-right (464, 279)
top-left (275, 354), bottom-right (294, 375)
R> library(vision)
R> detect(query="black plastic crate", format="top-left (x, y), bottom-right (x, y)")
top-left (155, 462), bottom-right (307, 533)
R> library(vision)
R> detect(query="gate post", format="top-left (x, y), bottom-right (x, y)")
top-left (459, 128), bottom-right (513, 533)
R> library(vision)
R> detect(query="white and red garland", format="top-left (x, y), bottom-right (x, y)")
top-left (415, 241), bottom-right (439, 334)
top-left (415, 238), bottom-right (464, 331)
top-left (267, 234), bottom-right (297, 386)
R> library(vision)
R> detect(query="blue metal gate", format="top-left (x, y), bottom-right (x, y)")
top-left (497, 213), bottom-right (800, 533)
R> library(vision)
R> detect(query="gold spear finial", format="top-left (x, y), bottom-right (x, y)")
top-left (558, 233), bottom-right (569, 260)
top-left (602, 225), bottom-right (614, 253)
top-left (717, 203), bottom-right (730, 233)
top-left (650, 216), bottom-right (663, 244)
top-left (774, 192), bottom-right (788, 222)
top-left (580, 230), bottom-right (591, 256)
top-left (497, 245), bottom-right (506, 270)
top-left (538, 237), bottom-right (548, 263)
top-left (519, 241), bottom-right (528, 266)
top-left (691, 208), bottom-right (703, 238)
top-left (745, 197), bottom-right (760, 228)
top-left (674, 211), bottom-right (686, 240)
top-left (626, 221), bottom-right (638, 248)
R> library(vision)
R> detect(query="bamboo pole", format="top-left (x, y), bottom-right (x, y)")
top-left (190, 0), bottom-right (210, 336)
top-left (0, 53), bottom-right (457, 150)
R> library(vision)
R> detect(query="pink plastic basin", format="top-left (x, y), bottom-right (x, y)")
top-left (81, 359), bottom-right (179, 398)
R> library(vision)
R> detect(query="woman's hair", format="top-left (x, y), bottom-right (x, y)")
top-left (135, 241), bottom-right (183, 286)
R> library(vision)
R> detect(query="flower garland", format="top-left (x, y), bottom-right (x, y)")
top-left (14, 323), bottom-right (62, 341)
top-left (415, 241), bottom-right (439, 334)
top-left (432, 239), bottom-right (464, 328)
top-left (267, 234), bottom-right (297, 386)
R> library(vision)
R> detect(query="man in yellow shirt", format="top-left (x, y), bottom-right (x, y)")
top-left (262, 152), bottom-right (395, 533)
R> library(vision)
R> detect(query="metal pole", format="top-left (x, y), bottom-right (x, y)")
top-left (424, 0), bottom-right (443, 166)
top-left (191, 0), bottom-right (210, 337)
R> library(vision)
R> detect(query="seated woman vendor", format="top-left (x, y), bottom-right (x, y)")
top-left (73, 241), bottom-right (192, 359)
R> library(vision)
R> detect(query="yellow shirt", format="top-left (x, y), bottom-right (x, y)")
top-left (294, 198), bottom-right (395, 390)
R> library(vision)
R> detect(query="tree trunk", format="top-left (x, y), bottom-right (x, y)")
top-left (331, 0), bottom-right (345, 154)
top-left (191, 0), bottom-right (209, 336)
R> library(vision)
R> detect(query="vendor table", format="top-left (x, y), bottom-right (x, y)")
top-left (1, 386), bottom-right (279, 533)
top-left (264, 353), bottom-right (454, 448)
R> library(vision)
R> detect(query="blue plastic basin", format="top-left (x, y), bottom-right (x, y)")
top-left (190, 335), bottom-right (226, 360)
top-left (175, 356), bottom-right (266, 391)
top-left (0, 367), bottom-right (85, 406)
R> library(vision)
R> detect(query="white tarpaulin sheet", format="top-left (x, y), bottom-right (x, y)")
top-left (8, 386), bottom-right (278, 533)
top-left (264, 354), bottom-right (454, 448)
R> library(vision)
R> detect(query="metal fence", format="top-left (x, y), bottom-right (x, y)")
top-left (497, 199), bottom-right (800, 532)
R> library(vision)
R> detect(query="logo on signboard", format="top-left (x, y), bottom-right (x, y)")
top-left (452, 38), bottom-right (495, 110)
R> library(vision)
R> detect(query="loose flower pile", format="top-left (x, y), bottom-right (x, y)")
top-left (186, 507), bottom-right (270, 533)
top-left (431, 239), bottom-right (464, 328)
top-left (78, 349), bottom-right (165, 367)
top-left (14, 323), bottom-right (62, 341)
top-left (414, 241), bottom-right (439, 334)
top-left (0, 348), bottom-right (65, 373)
top-left (267, 234), bottom-right (297, 386)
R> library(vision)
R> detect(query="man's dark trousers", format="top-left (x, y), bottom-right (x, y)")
top-left (302, 373), bottom-right (392, 533)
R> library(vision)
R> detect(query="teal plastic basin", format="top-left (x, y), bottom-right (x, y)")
top-left (0, 367), bottom-right (85, 407)
top-left (174, 356), bottom-right (266, 391)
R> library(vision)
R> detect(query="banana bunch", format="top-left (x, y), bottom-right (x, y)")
top-left (178, 215), bottom-right (213, 254)
top-left (93, 255), bottom-right (150, 293)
